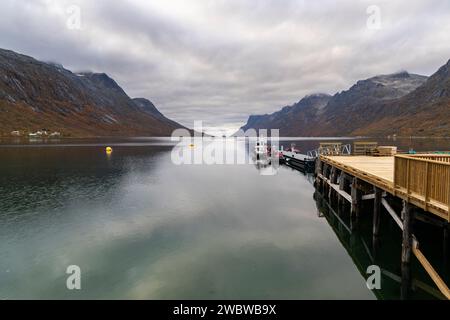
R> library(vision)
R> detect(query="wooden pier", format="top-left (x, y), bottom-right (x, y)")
top-left (320, 155), bottom-right (449, 220)
top-left (315, 153), bottom-right (450, 299)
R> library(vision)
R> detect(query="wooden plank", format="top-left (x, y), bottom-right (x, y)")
top-left (353, 142), bottom-right (378, 156)
top-left (373, 187), bottom-right (382, 238)
top-left (380, 268), bottom-right (446, 300)
top-left (362, 194), bottom-right (375, 200)
top-left (331, 183), bottom-right (352, 203)
top-left (381, 198), bottom-right (403, 230)
top-left (318, 173), bottom-right (352, 203)
top-left (321, 155), bottom-right (394, 184)
top-left (376, 146), bottom-right (397, 156)
top-left (413, 240), bottom-right (450, 300)
top-left (362, 192), bottom-right (386, 200)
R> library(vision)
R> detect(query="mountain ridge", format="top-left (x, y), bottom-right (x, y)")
top-left (0, 48), bottom-right (185, 137)
top-left (239, 65), bottom-right (450, 136)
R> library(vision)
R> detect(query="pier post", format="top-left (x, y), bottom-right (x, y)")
top-left (351, 177), bottom-right (362, 230)
top-left (328, 167), bottom-right (337, 200)
top-left (322, 164), bottom-right (328, 196)
top-left (315, 158), bottom-right (322, 175)
top-left (401, 200), bottom-right (414, 299)
top-left (339, 173), bottom-right (345, 190)
top-left (315, 159), bottom-right (323, 191)
top-left (373, 187), bottom-right (382, 239)
top-left (338, 173), bottom-right (345, 209)
top-left (401, 201), bottom-right (413, 264)
top-left (401, 260), bottom-right (411, 300)
top-left (372, 187), bottom-right (382, 259)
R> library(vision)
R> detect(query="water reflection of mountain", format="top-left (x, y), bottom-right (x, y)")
top-left (0, 146), bottom-right (171, 218)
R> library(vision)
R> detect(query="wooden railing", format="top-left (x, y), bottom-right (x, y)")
top-left (307, 144), bottom-right (352, 158)
top-left (394, 154), bottom-right (450, 221)
top-left (405, 154), bottom-right (450, 163)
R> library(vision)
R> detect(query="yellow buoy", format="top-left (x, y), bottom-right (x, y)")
top-left (106, 146), bottom-right (113, 153)
top-left (189, 143), bottom-right (195, 148)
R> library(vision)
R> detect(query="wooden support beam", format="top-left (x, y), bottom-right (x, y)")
top-left (331, 183), bottom-right (352, 203)
top-left (381, 198), bottom-right (403, 230)
top-left (379, 198), bottom-right (450, 300)
top-left (351, 177), bottom-right (362, 230)
top-left (401, 200), bottom-right (413, 299)
top-left (315, 159), bottom-right (323, 191)
top-left (337, 172), bottom-right (345, 208)
top-left (323, 164), bottom-right (329, 196)
top-left (315, 158), bottom-right (322, 175)
top-left (402, 201), bottom-right (413, 265)
top-left (373, 187), bottom-right (382, 239)
top-left (414, 213), bottom-right (447, 228)
top-left (351, 178), bottom-right (361, 216)
top-left (362, 192), bottom-right (386, 200)
top-left (339, 173), bottom-right (345, 191)
top-left (340, 172), bottom-right (353, 183)
top-left (330, 167), bottom-right (338, 184)
top-left (318, 173), bottom-right (352, 203)
top-left (328, 167), bottom-right (339, 200)
top-left (413, 239), bottom-right (450, 300)
top-left (323, 163), bottom-right (329, 178)
top-left (362, 193), bottom-right (375, 200)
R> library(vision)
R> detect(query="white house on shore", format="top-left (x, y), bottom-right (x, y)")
top-left (28, 130), bottom-right (61, 137)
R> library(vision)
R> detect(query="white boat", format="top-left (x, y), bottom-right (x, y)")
top-left (254, 138), bottom-right (268, 155)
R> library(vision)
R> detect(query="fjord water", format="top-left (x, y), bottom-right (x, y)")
top-left (0, 137), bottom-right (448, 299)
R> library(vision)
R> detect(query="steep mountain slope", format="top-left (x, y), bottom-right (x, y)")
top-left (240, 70), bottom-right (435, 136)
top-left (355, 60), bottom-right (450, 136)
top-left (314, 72), bottom-right (428, 136)
top-left (0, 48), bottom-right (185, 137)
top-left (240, 93), bottom-right (331, 135)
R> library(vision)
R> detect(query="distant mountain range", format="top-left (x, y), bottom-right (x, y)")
top-left (0, 48), bottom-right (185, 137)
top-left (240, 60), bottom-right (450, 137)
top-left (2, 48), bottom-right (449, 138)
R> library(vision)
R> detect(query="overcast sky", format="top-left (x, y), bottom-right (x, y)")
top-left (1, 0), bottom-right (450, 134)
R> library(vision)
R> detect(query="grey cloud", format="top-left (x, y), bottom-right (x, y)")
top-left (0, 0), bottom-right (449, 132)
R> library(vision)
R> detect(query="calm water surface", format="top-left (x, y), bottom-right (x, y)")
top-left (0, 137), bottom-right (448, 299)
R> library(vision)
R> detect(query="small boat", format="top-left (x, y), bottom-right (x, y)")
top-left (254, 138), bottom-right (268, 155)
top-left (279, 149), bottom-right (315, 172)
top-left (253, 138), bottom-right (271, 162)
top-left (284, 143), bottom-right (301, 154)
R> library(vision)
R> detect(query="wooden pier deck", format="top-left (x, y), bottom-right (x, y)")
top-left (316, 153), bottom-right (450, 299)
top-left (320, 155), bottom-right (449, 221)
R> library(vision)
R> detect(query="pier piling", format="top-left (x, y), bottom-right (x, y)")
top-left (401, 200), bottom-right (414, 298)
top-left (329, 167), bottom-right (338, 200)
top-left (401, 201), bottom-right (414, 265)
top-left (351, 178), bottom-right (362, 229)
top-left (315, 154), bottom-right (450, 299)
top-left (373, 187), bottom-right (382, 240)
